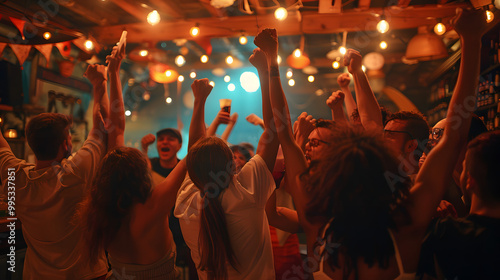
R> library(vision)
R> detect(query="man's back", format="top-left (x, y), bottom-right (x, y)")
top-left (419, 214), bottom-right (500, 279)
top-left (0, 134), bottom-right (108, 279)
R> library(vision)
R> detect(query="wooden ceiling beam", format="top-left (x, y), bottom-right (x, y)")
top-left (92, 3), bottom-right (468, 44)
top-left (358, 0), bottom-right (371, 10)
top-left (58, 2), bottom-right (113, 26)
top-left (397, 0), bottom-right (412, 7)
top-left (149, 0), bottom-right (185, 19)
top-left (247, 0), bottom-right (268, 15)
top-left (198, 0), bottom-right (228, 18)
top-left (110, 0), bottom-right (149, 23)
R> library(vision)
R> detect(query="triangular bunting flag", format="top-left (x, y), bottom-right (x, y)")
top-left (55, 41), bottom-right (71, 58)
top-left (9, 17), bottom-right (26, 40)
top-left (34, 44), bottom-right (53, 67)
top-left (9, 44), bottom-right (32, 69)
top-left (0, 43), bottom-right (7, 56)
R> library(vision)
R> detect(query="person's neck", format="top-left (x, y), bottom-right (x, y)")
top-left (469, 196), bottom-right (500, 219)
top-left (160, 157), bottom-right (178, 169)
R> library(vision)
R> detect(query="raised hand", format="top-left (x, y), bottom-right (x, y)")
top-left (246, 113), bottom-right (264, 128)
top-left (216, 110), bottom-right (231, 125)
top-left (344, 49), bottom-right (363, 75)
top-left (293, 112), bottom-right (316, 139)
top-left (191, 78), bottom-right (213, 100)
top-left (326, 90), bottom-right (345, 110)
top-left (141, 133), bottom-right (156, 152)
top-left (452, 8), bottom-right (488, 39)
top-left (254, 28), bottom-right (278, 57)
top-left (337, 73), bottom-right (351, 88)
top-left (84, 64), bottom-right (107, 84)
top-left (249, 48), bottom-right (268, 71)
top-left (106, 44), bottom-right (126, 74)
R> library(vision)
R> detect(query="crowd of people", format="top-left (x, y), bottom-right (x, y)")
top-left (1, 7), bottom-right (499, 280)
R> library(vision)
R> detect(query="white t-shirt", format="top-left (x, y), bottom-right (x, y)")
top-left (174, 154), bottom-right (276, 280)
top-left (0, 133), bottom-right (108, 280)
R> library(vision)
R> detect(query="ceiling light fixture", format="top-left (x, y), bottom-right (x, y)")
top-left (190, 24), bottom-right (200, 37)
top-left (379, 41), bottom-right (388, 49)
top-left (239, 34), bottom-right (248, 45)
top-left (175, 55), bottom-right (186, 67)
top-left (200, 55), bottom-right (209, 63)
top-left (434, 19), bottom-right (446, 35)
top-left (43, 32), bottom-right (51, 40)
top-left (275, 7), bottom-right (288, 21)
top-left (147, 10), bottom-right (160, 25)
top-left (377, 14), bottom-right (389, 34)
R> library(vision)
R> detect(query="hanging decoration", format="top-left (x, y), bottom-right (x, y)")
top-left (194, 37), bottom-right (213, 56)
top-left (0, 43), bottom-right (7, 56)
top-left (34, 44), bottom-right (54, 67)
top-left (9, 44), bottom-right (32, 69)
top-left (9, 17), bottom-right (26, 40)
top-left (55, 41), bottom-right (72, 58)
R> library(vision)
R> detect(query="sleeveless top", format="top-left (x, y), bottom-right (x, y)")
top-left (312, 224), bottom-right (416, 280)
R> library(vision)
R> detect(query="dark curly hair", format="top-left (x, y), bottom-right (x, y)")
top-left (302, 126), bottom-right (411, 280)
top-left (79, 147), bottom-right (152, 263)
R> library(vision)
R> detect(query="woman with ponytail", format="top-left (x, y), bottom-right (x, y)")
top-left (175, 51), bottom-right (280, 280)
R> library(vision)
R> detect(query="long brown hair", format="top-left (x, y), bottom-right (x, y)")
top-left (186, 137), bottom-right (238, 280)
top-left (79, 147), bottom-right (152, 263)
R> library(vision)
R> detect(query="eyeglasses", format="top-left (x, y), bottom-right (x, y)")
top-left (431, 127), bottom-right (444, 140)
top-left (383, 129), bottom-right (415, 139)
top-left (307, 138), bottom-right (330, 148)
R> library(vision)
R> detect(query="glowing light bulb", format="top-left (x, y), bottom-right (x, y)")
top-left (190, 71), bottom-right (196, 79)
top-left (379, 41), bottom-right (388, 49)
top-left (84, 40), bottom-right (94, 51)
top-left (332, 61), bottom-right (340, 69)
top-left (209, 81), bottom-right (215, 87)
top-left (228, 83), bottom-right (235, 91)
top-left (125, 110), bottom-right (131, 116)
top-left (239, 35), bottom-right (248, 45)
top-left (175, 55), bottom-right (186, 67)
top-left (178, 75), bottom-right (184, 82)
top-left (486, 10), bottom-right (494, 23)
top-left (142, 92), bottom-right (150, 101)
top-left (190, 25), bottom-right (200, 37)
top-left (286, 69), bottom-right (293, 78)
top-left (277, 55), bottom-right (282, 64)
top-left (339, 46), bottom-right (346, 55)
top-left (43, 32), bottom-right (51, 40)
top-left (226, 55), bottom-right (234, 65)
top-left (139, 50), bottom-right (148, 57)
top-left (377, 19), bottom-right (389, 34)
top-left (165, 70), bottom-right (172, 77)
top-left (288, 79), bottom-right (295, 87)
top-left (362, 65), bottom-right (366, 72)
top-left (308, 75), bottom-right (315, 83)
top-left (293, 48), bottom-right (302, 58)
top-left (274, 7), bottom-right (288, 21)
top-left (166, 97), bottom-right (172, 104)
top-left (200, 55), bottom-right (208, 63)
top-left (434, 23), bottom-right (446, 35)
top-left (147, 10), bottom-right (160, 26)
top-left (224, 75), bottom-right (231, 82)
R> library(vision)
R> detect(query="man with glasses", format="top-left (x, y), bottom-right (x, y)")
top-left (383, 111), bottom-right (430, 175)
top-left (304, 119), bottom-right (336, 164)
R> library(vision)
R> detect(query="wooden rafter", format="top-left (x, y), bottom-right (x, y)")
top-left (58, 2), bottom-right (113, 26)
top-left (149, 0), bottom-right (185, 19)
top-left (198, 0), bottom-right (227, 18)
top-left (397, 0), bottom-right (412, 8)
top-left (110, 0), bottom-right (148, 22)
top-left (92, 3), bottom-right (468, 44)
top-left (358, 0), bottom-right (371, 10)
top-left (247, 0), bottom-right (267, 15)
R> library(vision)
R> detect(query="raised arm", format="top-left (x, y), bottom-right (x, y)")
top-left (206, 109), bottom-right (230, 137)
top-left (326, 90), bottom-right (347, 125)
top-left (249, 47), bottom-right (279, 171)
top-left (221, 113), bottom-right (238, 142)
top-left (345, 50), bottom-right (383, 131)
top-left (106, 45), bottom-right (126, 149)
top-left (189, 79), bottom-right (213, 150)
top-left (337, 73), bottom-right (357, 120)
top-left (84, 64), bottom-right (108, 140)
top-left (254, 29), bottom-right (310, 228)
top-left (410, 8), bottom-right (487, 230)
top-left (246, 113), bottom-right (265, 129)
